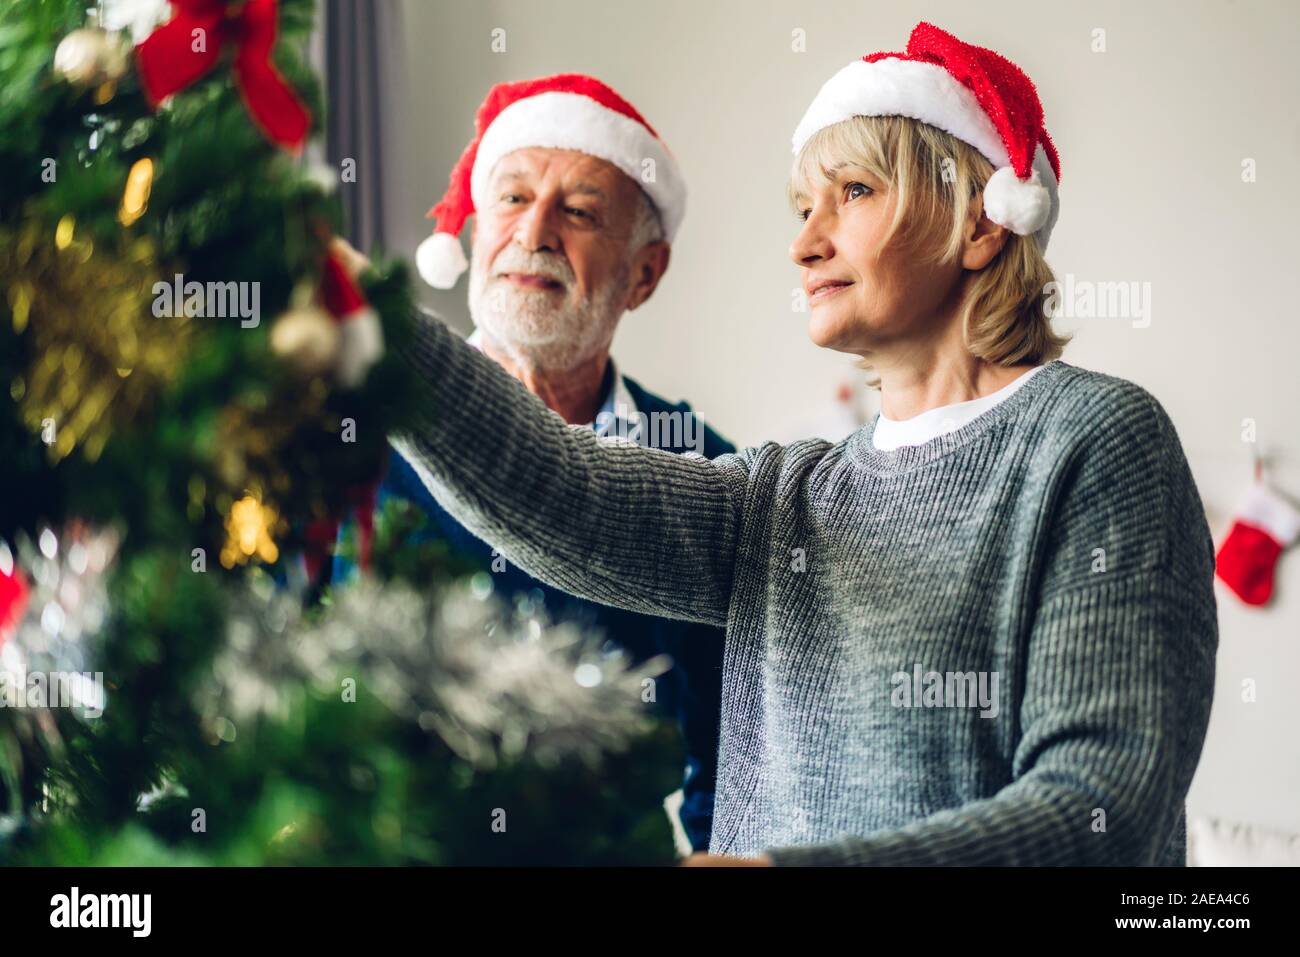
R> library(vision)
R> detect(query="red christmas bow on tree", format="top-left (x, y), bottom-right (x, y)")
top-left (135, 0), bottom-right (311, 152)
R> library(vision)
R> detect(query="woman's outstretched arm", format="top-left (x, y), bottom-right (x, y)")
top-left (390, 309), bottom-right (751, 627)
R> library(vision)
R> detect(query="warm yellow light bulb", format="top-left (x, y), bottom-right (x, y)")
top-left (118, 158), bottom-right (154, 227)
top-left (55, 215), bottom-right (76, 250)
top-left (220, 494), bottom-right (280, 568)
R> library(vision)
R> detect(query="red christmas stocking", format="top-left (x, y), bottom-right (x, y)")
top-left (1215, 482), bottom-right (1300, 606)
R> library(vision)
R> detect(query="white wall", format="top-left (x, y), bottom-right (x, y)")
top-left (378, 0), bottom-right (1300, 835)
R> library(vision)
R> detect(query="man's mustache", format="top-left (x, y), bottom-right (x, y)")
top-left (489, 250), bottom-right (573, 287)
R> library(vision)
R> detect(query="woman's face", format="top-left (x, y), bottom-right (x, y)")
top-left (789, 165), bottom-right (964, 356)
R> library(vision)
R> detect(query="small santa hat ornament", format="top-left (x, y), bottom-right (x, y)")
top-left (792, 22), bottom-right (1062, 250)
top-left (320, 248), bottom-right (384, 387)
top-left (415, 73), bottom-right (687, 289)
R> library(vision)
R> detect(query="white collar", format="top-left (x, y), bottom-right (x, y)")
top-left (872, 365), bottom-right (1045, 451)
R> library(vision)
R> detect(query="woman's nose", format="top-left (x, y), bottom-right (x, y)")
top-left (790, 212), bottom-right (833, 267)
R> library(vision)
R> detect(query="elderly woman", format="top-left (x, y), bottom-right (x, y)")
top-left (392, 22), bottom-right (1217, 865)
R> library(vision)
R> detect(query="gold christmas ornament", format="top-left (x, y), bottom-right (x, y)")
top-left (212, 370), bottom-right (332, 508)
top-left (53, 25), bottom-right (130, 89)
top-left (2, 223), bottom-right (190, 462)
top-left (269, 304), bottom-right (340, 377)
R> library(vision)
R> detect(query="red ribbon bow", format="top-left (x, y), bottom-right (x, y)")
top-left (135, 0), bottom-right (311, 152)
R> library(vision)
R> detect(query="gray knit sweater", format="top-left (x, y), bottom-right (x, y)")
top-left (394, 311), bottom-right (1219, 866)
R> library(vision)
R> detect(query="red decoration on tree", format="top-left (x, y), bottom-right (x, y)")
top-left (301, 480), bottom-right (380, 586)
top-left (319, 246), bottom-right (384, 388)
top-left (0, 562), bottom-right (29, 650)
top-left (290, 237), bottom-right (385, 585)
top-left (134, 0), bottom-right (311, 153)
top-left (301, 516), bottom-right (338, 584)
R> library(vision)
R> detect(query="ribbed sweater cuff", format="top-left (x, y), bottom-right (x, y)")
top-left (763, 843), bottom-right (858, 867)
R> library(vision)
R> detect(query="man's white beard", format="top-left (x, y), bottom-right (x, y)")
top-left (468, 246), bottom-right (628, 372)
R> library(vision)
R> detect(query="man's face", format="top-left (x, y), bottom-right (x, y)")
top-left (467, 147), bottom-right (662, 371)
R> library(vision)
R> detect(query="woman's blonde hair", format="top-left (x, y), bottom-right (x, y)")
top-left (789, 115), bottom-right (1070, 381)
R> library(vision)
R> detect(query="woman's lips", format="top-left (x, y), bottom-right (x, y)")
top-left (809, 281), bottom-right (853, 304)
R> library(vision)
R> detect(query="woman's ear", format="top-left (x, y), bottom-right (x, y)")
top-left (960, 198), bottom-right (1009, 271)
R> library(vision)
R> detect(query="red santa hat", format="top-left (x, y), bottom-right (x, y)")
top-left (415, 73), bottom-right (687, 289)
top-left (320, 248), bottom-right (384, 387)
top-left (792, 22), bottom-right (1061, 249)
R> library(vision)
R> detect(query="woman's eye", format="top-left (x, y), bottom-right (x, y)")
top-left (844, 182), bottom-right (872, 202)
top-left (502, 194), bottom-right (524, 204)
top-left (566, 207), bottom-right (593, 221)
top-left (798, 207), bottom-right (812, 222)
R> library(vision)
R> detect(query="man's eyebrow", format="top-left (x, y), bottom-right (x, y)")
top-left (567, 182), bottom-right (607, 201)
top-left (489, 172), bottom-right (607, 202)
top-left (492, 170), bottom-right (529, 187)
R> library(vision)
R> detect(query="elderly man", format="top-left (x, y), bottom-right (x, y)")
top-left (335, 74), bottom-right (731, 853)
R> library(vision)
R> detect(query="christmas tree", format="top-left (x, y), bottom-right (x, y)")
top-left (0, 0), bottom-right (681, 865)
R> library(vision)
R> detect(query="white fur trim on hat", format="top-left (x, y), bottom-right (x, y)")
top-left (416, 232), bottom-right (470, 290)
top-left (793, 59), bottom-right (1009, 166)
top-left (469, 91), bottom-right (686, 242)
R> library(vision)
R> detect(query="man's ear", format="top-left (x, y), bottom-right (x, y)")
top-left (626, 240), bottom-right (671, 312)
top-left (960, 198), bottom-right (1009, 271)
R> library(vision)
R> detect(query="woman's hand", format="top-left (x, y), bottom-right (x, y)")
top-left (680, 852), bottom-right (773, 866)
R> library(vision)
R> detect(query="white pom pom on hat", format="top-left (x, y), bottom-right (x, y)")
top-left (792, 22), bottom-right (1061, 250)
top-left (416, 232), bottom-right (470, 290)
top-left (416, 73), bottom-right (687, 289)
top-left (982, 165), bottom-right (1051, 237)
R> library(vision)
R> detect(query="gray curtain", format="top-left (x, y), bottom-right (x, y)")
top-left (318, 0), bottom-right (402, 252)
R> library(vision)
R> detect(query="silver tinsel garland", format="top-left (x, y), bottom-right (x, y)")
top-left (199, 573), bottom-right (670, 770)
top-left (0, 526), bottom-right (115, 721)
